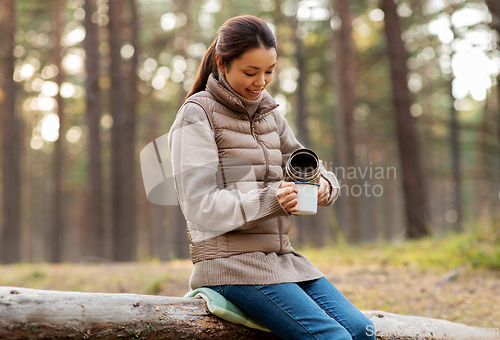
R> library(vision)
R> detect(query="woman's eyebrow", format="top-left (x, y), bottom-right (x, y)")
top-left (246, 63), bottom-right (277, 70)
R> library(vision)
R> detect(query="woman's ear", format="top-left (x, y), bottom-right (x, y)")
top-left (216, 56), bottom-right (225, 73)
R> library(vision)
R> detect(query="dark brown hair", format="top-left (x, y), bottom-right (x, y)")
top-left (186, 15), bottom-right (277, 99)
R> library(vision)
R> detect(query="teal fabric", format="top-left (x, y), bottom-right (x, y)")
top-left (184, 287), bottom-right (271, 332)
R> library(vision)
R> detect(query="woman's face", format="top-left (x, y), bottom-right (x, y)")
top-left (217, 47), bottom-right (277, 100)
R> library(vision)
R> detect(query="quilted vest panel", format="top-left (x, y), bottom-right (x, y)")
top-left (184, 91), bottom-right (294, 263)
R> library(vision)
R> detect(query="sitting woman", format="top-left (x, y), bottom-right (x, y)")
top-left (169, 14), bottom-right (375, 340)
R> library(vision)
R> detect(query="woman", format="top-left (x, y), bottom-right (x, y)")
top-left (169, 15), bottom-right (375, 340)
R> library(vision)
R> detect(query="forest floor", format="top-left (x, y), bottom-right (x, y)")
top-left (1, 235), bottom-right (499, 330)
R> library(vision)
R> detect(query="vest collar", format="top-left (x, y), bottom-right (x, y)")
top-left (206, 73), bottom-right (278, 120)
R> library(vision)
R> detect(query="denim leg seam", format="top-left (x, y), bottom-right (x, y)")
top-left (300, 278), bottom-right (371, 340)
top-left (324, 309), bottom-right (358, 339)
top-left (307, 297), bottom-right (361, 340)
top-left (254, 285), bottom-right (322, 340)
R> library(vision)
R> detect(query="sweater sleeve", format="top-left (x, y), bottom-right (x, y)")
top-left (168, 103), bottom-right (289, 234)
top-left (273, 111), bottom-right (340, 206)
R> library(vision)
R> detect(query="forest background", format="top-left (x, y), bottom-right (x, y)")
top-left (0, 0), bottom-right (499, 265)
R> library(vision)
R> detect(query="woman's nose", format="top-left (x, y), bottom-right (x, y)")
top-left (254, 74), bottom-right (265, 87)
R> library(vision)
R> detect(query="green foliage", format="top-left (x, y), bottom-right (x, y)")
top-left (458, 229), bottom-right (500, 270)
top-left (27, 269), bottom-right (47, 280)
top-left (144, 274), bottom-right (171, 295)
top-left (301, 230), bottom-right (500, 271)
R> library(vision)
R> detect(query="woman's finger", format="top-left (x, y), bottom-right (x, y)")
top-left (317, 176), bottom-right (330, 205)
top-left (277, 181), bottom-right (298, 212)
top-left (282, 198), bottom-right (298, 212)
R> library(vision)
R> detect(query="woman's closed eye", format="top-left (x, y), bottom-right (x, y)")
top-left (245, 71), bottom-right (274, 76)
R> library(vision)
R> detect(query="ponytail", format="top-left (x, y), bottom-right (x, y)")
top-left (186, 39), bottom-right (217, 100)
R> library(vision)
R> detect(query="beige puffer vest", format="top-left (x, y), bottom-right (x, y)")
top-left (184, 78), bottom-right (295, 263)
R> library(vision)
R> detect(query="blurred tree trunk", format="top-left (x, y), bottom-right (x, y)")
top-left (83, 0), bottom-right (104, 259)
top-left (269, 0), bottom-right (283, 96)
top-left (383, 167), bottom-right (398, 240)
top-left (474, 104), bottom-right (489, 223)
top-left (421, 82), bottom-right (443, 234)
top-left (496, 119), bottom-right (500, 233)
top-left (109, 0), bottom-right (136, 261)
top-left (486, 0), bottom-right (500, 233)
top-left (109, 0), bottom-right (124, 261)
top-left (1, 0), bottom-right (21, 264)
top-left (331, 57), bottom-right (348, 242)
top-left (158, 208), bottom-right (170, 260)
top-left (448, 78), bottom-right (462, 232)
top-left (332, 0), bottom-right (361, 243)
top-left (48, 0), bottom-right (65, 263)
top-left (486, 0), bottom-right (500, 109)
top-left (446, 12), bottom-right (462, 233)
top-left (290, 7), bottom-right (312, 246)
top-left (175, 0), bottom-right (189, 103)
top-left (381, 0), bottom-right (428, 238)
top-left (128, 0), bottom-right (139, 113)
top-left (122, 0), bottom-right (139, 258)
top-left (291, 13), bottom-right (310, 148)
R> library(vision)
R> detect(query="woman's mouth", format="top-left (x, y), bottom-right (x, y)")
top-left (247, 89), bottom-right (262, 96)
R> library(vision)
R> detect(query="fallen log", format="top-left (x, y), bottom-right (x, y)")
top-left (0, 286), bottom-right (497, 340)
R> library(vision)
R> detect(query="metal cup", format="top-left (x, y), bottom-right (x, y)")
top-left (285, 148), bottom-right (320, 184)
top-left (285, 148), bottom-right (321, 215)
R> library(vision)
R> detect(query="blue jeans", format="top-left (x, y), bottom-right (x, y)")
top-left (206, 277), bottom-right (375, 340)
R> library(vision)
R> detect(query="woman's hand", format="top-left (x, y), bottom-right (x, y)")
top-left (318, 176), bottom-right (330, 206)
top-left (277, 181), bottom-right (298, 213)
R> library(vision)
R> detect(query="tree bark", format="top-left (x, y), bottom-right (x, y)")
top-left (333, 0), bottom-right (362, 243)
top-left (290, 7), bottom-right (318, 247)
top-left (109, 0), bottom-right (136, 261)
top-left (119, 0), bottom-right (139, 260)
top-left (447, 14), bottom-right (462, 233)
top-left (474, 104), bottom-right (489, 222)
top-left (449, 78), bottom-right (462, 232)
top-left (485, 0), bottom-right (500, 233)
top-left (109, 0), bottom-right (124, 261)
top-left (0, 286), bottom-right (496, 340)
top-left (0, 287), bottom-right (279, 340)
top-left (269, 0), bottom-right (283, 96)
top-left (381, 0), bottom-right (428, 238)
top-left (175, 0), bottom-right (189, 104)
top-left (1, 0), bottom-right (21, 264)
top-left (291, 11), bottom-right (310, 149)
top-left (48, 0), bottom-right (65, 263)
top-left (83, 0), bottom-right (104, 259)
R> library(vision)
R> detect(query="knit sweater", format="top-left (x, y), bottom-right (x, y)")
top-left (218, 70), bottom-right (261, 117)
top-left (169, 72), bottom-right (339, 290)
